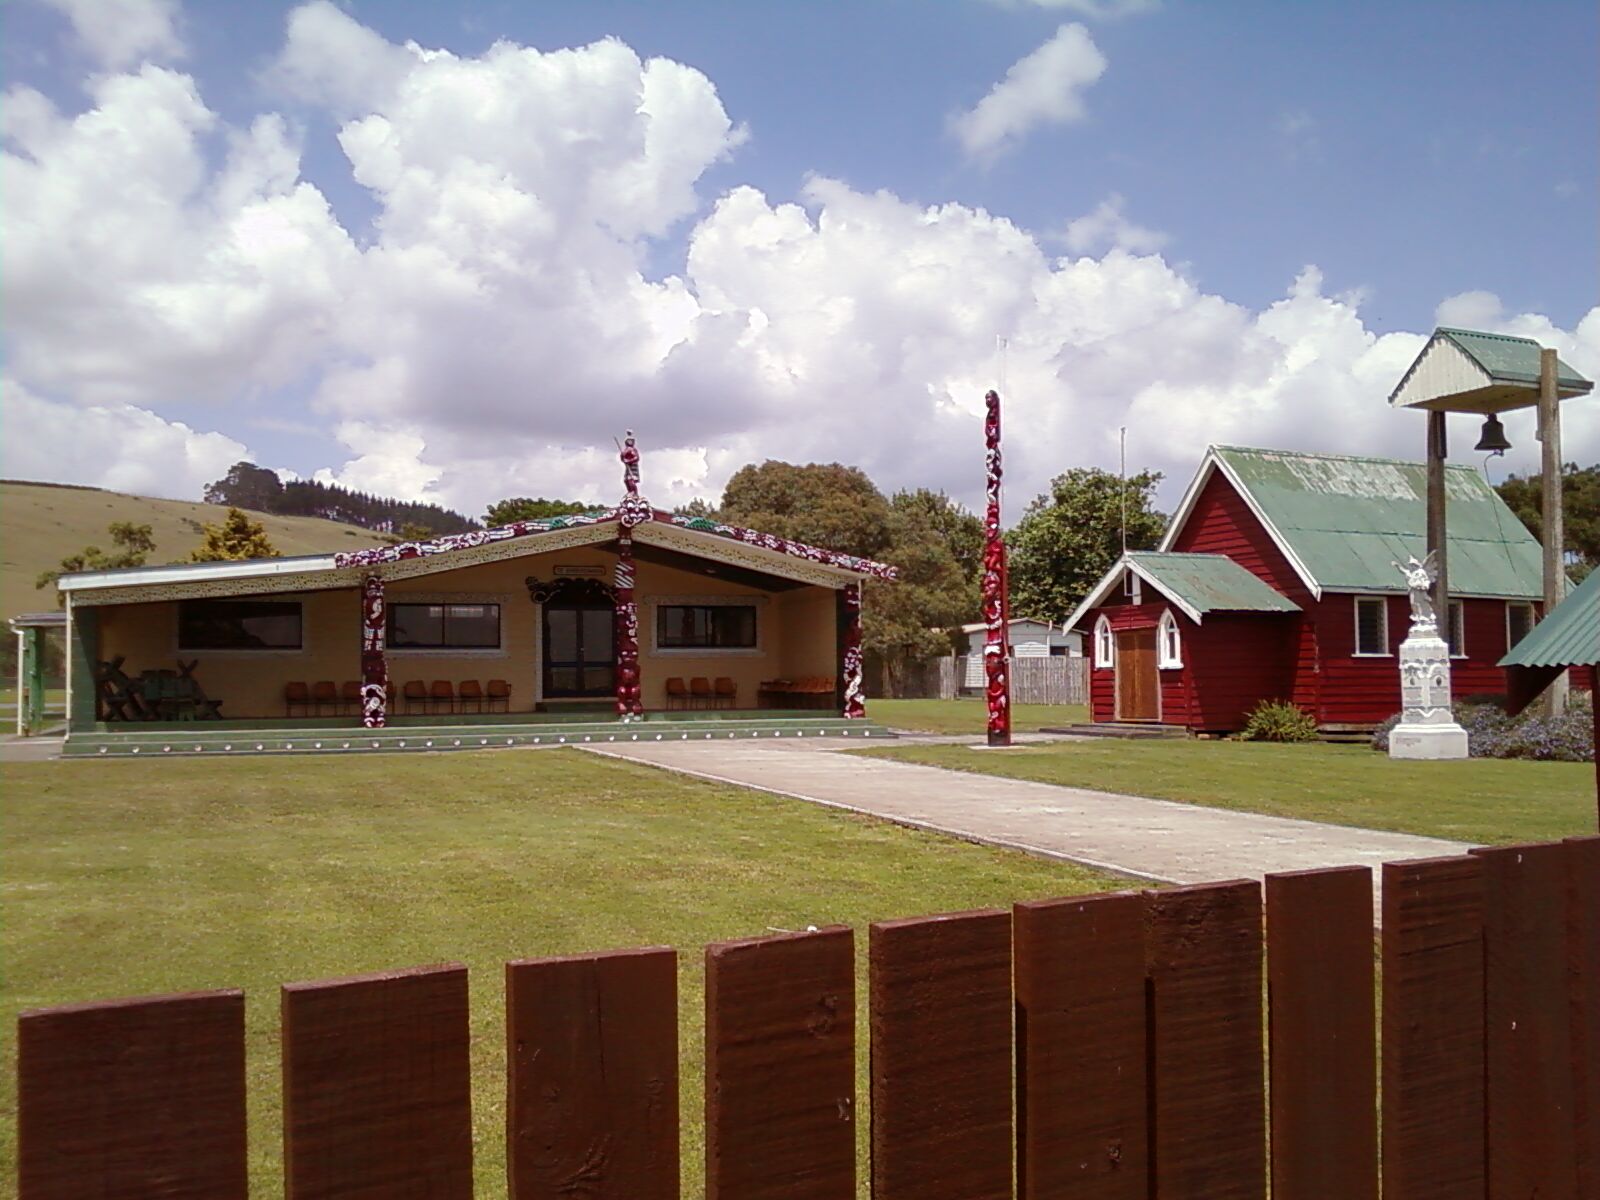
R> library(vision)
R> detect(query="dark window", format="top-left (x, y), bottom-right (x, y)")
top-left (1354, 597), bottom-right (1388, 656)
top-left (1447, 600), bottom-right (1465, 657)
top-left (1507, 603), bottom-right (1536, 649)
top-left (179, 600), bottom-right (302, 650)
top-left (388, 603), bottom-right (501, 649)
top-left (657, 604), bottom-right (757, 649)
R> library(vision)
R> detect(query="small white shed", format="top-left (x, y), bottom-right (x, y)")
top-left (959, 618), bottom-right (1082, 687)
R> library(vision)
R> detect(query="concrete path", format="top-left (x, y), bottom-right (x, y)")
top-left (581, 737), bottom-right (1470, 890)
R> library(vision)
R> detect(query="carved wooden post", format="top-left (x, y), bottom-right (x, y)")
top-left (360, 574), bottom-right (387, 727)
top-left (982, 390), bottom-right (1012, 746)
top-left (615, 430), bottom-right (646, 720)
top-left (842, 582), bottom-right (865, 718)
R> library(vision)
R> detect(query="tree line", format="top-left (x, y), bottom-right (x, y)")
top-left (204, 462), bottom-right (477, 537)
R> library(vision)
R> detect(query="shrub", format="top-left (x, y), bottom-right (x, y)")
top-left (1240, 699), bottom-right (1319, 743)
top-left (1370, 692), bottom-right (1593, 762)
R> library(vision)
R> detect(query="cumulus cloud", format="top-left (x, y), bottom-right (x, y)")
top-left (1059, 193), bottom-right (1169, 254)
top-left (2, 379), bottom-right (249, 496)
top-left (949, 24), bottom-right (1107, 161)
top-left (35, 0), bottom-right (184, 69)
top-left (3, 6), bottom-right (1596, 519)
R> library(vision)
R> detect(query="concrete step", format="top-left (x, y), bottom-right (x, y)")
top-left (1039, 722), bottom-right (1189, 740)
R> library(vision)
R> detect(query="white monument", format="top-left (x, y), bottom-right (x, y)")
top-left (1387, 553), bottom-right (1469, 760)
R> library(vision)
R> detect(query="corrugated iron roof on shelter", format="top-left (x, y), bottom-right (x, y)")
top-left (1201, 446), bottom-right (1543, 599)
top-left (1389, 326), bottom-right (1593, 414)
top-left (1501, 570), bottom-right (1600, 670)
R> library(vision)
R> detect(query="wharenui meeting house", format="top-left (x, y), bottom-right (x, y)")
top-left (54, 436), bottom-right (897, 757)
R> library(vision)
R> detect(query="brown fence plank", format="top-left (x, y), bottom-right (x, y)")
top-left (870, 908), bottom-right (1012, 1200)
top-left (506, 947), bottom-right (678, 1200)
top-left (1475, 842), bottom-right (1581, 1198)
top-left (282, 962), bottom-right (472, 1199)
top-left (17, 989), bottom-right (247, 1199)
top-left (706, 926), bottom-right (854, 1200)
top-left (1013, 891), bottom-right (1147, 1200)
top-left (1567, 837), bottom-right (1600, 1199)
top-left (1380, 855), bottom-right (1485, 1200)
top-left (1265, 867), bottom-right (1378, 1200)
top-left (1144, 879), bottom-right (1265, 1200)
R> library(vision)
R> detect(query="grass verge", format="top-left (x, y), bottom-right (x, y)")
top-left (1, 747), bottom-right (1125, 1194)
top-left (858, 737), bottom-right (1595, 845)
top-left (869, 697), bottom-right (1087, 735)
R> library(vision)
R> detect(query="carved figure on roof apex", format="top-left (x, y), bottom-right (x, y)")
top-left (621, 429), bottom-right (640, 496)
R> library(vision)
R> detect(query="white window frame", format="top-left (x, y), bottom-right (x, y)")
top-left (1506, 601), bottom-right (1536, 650)
top-left (1446, 598), bottom-right (1466, 659)
top-left (1093, 615), bottom-right (1115, 668)
top-left (1353, 595), bottom-right (1390, 657)
top-left (1157, 609), bottom-right (1183, 669)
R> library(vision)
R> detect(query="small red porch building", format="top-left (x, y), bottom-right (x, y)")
top-left (1065, 446), bottom-right (1548, 734)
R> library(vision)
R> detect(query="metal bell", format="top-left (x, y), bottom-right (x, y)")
top-left (1474, 414), bottom-right (1511, 455)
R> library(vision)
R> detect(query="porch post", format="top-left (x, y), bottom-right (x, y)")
top-left (614, 533), bottom-right (643, 719)
top-left (360, 574), bottom-right (387, 728)
top-left (841, 582), bottom-right (865, 718)
top-left (66, 599), bottom-right (98, 733)
top-left (13, 627), bottom-right (25, 737)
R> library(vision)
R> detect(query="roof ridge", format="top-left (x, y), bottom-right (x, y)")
top-left (1436, 325), bottom-right (1541, 346)
top-left (1209, 444), bottom-right (1488, 476)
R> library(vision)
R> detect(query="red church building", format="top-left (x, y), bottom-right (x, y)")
top-left (1064, 445), bottom-right (1547, 735)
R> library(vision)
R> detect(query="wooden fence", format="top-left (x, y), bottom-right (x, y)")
top-left (16, 837), bottom-right (1598, 1198)
top-left (905, 655), bottom-right (1088, 704)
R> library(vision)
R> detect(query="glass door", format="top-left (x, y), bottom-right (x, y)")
top-left (543, 603), bottom-right (615, 698)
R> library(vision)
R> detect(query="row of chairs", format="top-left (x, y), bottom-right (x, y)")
top-left (664, 677), bottom-right (737, 710)
top-left (758, 677), bottom-right (838, 709)
top-left (283, 680), bottom-right (511, 716)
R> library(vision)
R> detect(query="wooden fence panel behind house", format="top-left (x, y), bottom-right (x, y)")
top-left (869, 909), bottom-right (1013, 1200)
top-left (705, 926), bottom-right (855, 1200)
top-left (944, 656), bottom-right (1088, 704)
top-left (17, 989), bottom-right (248, 1200)
top-left (1145, 880), bottom-right (1267, 1200)
top-left (1475, 842), bottom-right (1580, 1199)
top-left (1013, 891), bottom-right (1147, 1200)
top-left (282, 963), bottom-right (473, 1200)
top-left (1265, 867), bottom-right (1378, 1200)
top-left (505, 947), bottom-right (678, 1200)
top-left (1567, 836), bottom-right (1600, 1199)
top-left (15, 836), bottom-right (1600, 1199)
top-left (1380, 855), bottom-right (1486, 1200)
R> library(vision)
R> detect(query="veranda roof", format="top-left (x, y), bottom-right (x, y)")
top-left (1065, 551), bottom-right (1299, 630)
top-left (1499, 571), bottom-right (1598, 714)
top-left (1162, 445), bottom-right (1544, 600)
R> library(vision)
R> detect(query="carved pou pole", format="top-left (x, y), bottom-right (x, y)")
top-left (614, 430), bottom-right (646, 720)
top-left (982, 390), bottom-right (1012, 746)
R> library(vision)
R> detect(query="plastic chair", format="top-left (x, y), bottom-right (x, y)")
top-left (664, 677), bottom-right (689, 710)
top-left (312, 680), bottom-right (339, 715)
top-left (429, 680), bottom-right (455, 714)
top-left (457, 680), bottom-right (484, 714)
top-left (713, 677), bottom-right (737, 709)
top-left (486, 679), bottom-right (511, 713)
top-left (689, 677), bottom-right (713, 710)
top-left (401, 680), bottom-right (428, 714)
top-left (340, 681), bottom-right (362, 715)
top-left (284, 681), bottom-right (311, 717)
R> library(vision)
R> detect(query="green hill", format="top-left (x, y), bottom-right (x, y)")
top-left (2, 479), bottom-right (384, 619)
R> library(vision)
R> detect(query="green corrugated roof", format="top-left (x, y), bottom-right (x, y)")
top-left (1437, 328), bottom-right (1592, 390)
top-left (1127, 551), bottom-right (1301, 615)
top-left (1212, 446), bottom-right (1543, 598)
top-left (1500, 572), bottom-right (1599, 669)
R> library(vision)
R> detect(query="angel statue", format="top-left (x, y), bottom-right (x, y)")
top-left (1393, 551), bottom-right (1438, 631)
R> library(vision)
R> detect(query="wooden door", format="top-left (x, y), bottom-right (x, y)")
top-left (1115, 627), bottom-right (1160, 721)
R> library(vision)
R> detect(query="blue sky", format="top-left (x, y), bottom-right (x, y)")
top-left (3, 0), bottom-right (1595, 517)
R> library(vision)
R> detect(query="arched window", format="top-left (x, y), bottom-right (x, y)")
top-left (1094, 616), bottom-right (1115, 668)
top-left (1157, 609), bottom-right (1183, 669)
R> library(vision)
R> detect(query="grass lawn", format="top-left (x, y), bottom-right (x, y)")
top-left (0, 748), bottom-right (1124, 1195)
top-left (870, 697), bottom-right (1087, 735)
top-left (860, 737), bottom-right (1596, 846)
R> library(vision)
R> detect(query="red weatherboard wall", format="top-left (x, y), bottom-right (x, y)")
top-left (1184, 613), bottom-right (1297, 732)
top-left (1166, 471), bottom-right (1320, 715)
